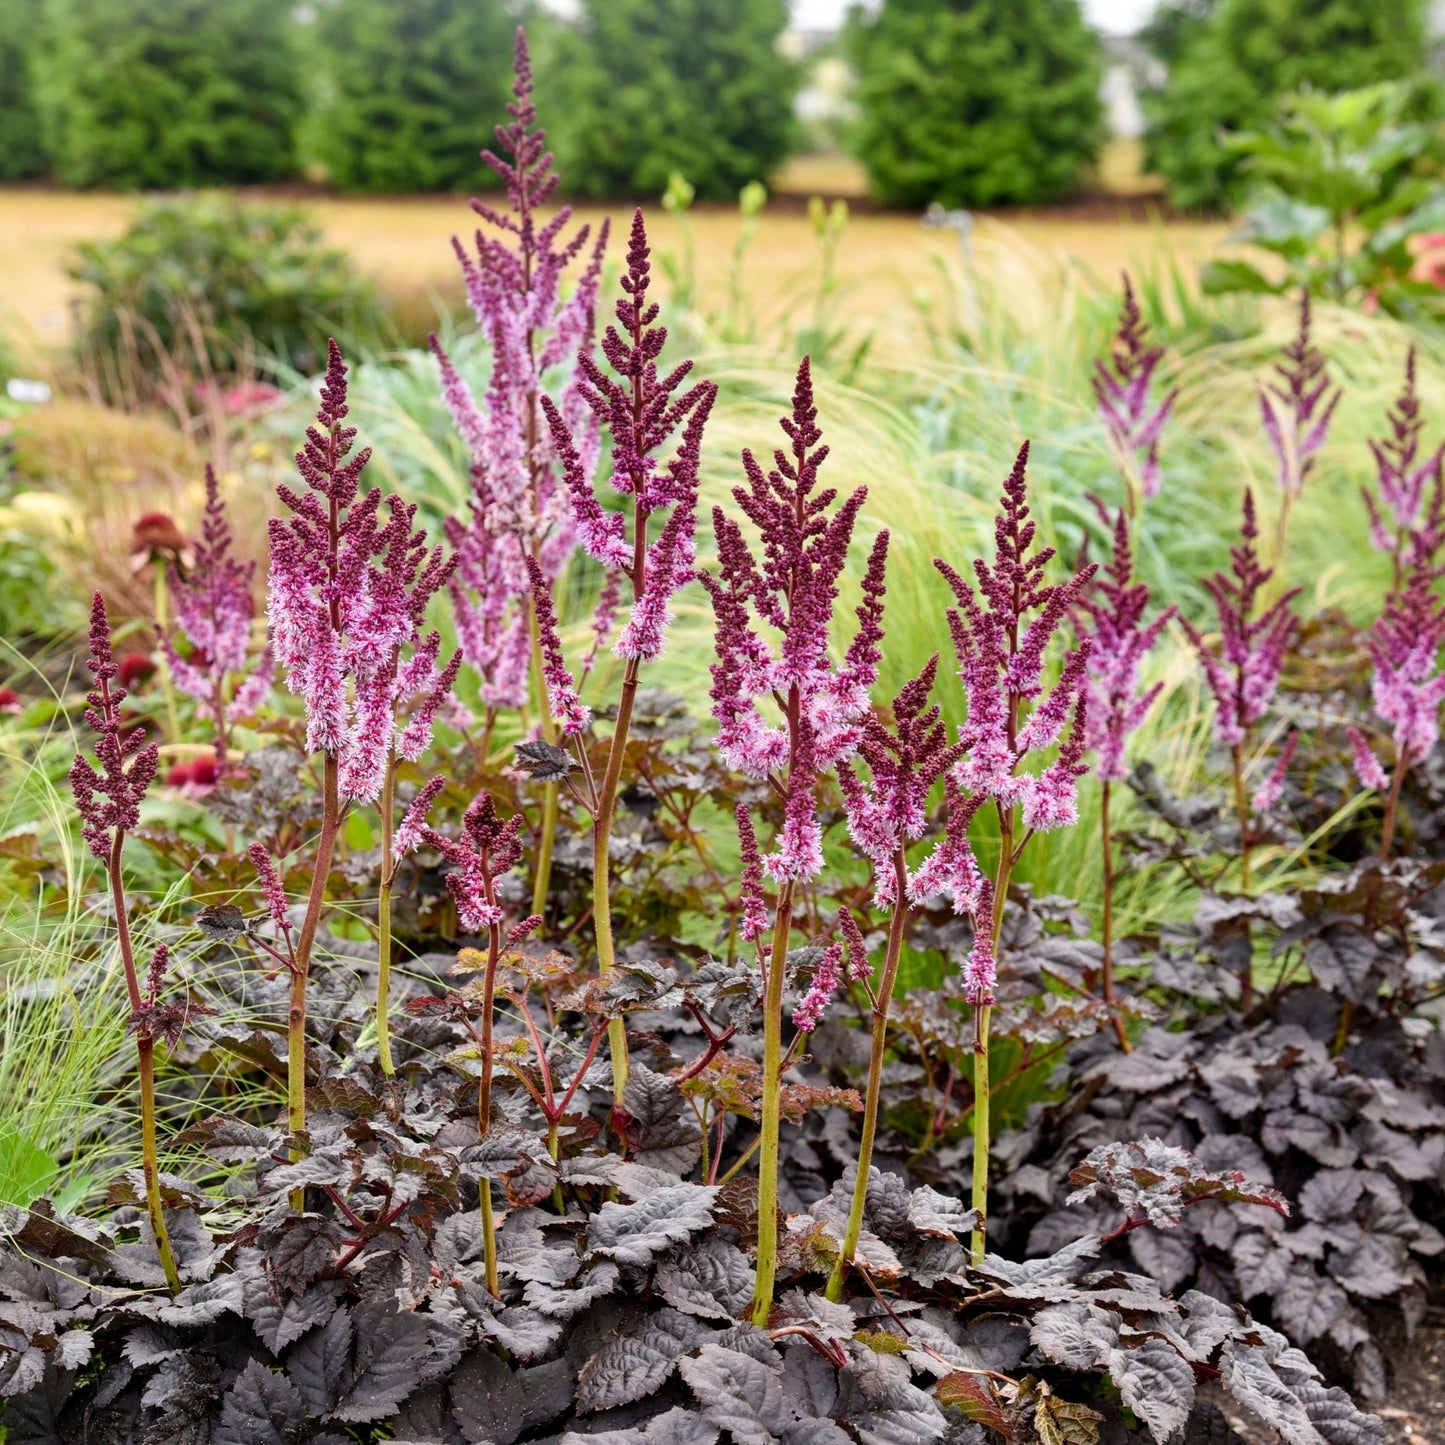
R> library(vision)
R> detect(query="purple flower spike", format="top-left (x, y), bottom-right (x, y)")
top-left (1076, 503), bottom-right (1176, 782)
top-left (1363, 348), bottom-right (1445, 576)
top-left (736, 804), bottom-right (770, 943)
top-left (418, 790), bottom-right (526, 935)
top-left (1093, 275), bottom-right (1177, 502)
top-left (703, 358), bottom-right (889, 883)
top-left (1364, 555), bottom-right (1445, 777)
top-left (1250, 729), bottom-right (1298, 814)
top-left (1181, 490), bottom-right (1300, 752)
top-left (525, 554), bottom-right (590, 736)
top-left (438, 29), bottom-right (609, 706)
top-left (792, 942), bottom-right (844, 1033)
top-left (1260, 290), bottom-right (1341, 504)
top-left (70, 592), bottom-right (160, 862)
top-left (269, 341), bottom-right (455, 800)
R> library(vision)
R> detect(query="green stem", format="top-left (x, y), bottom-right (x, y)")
top-left (480, 1180), bottom-right (499, 1298)
top-left (1101, 781), bottom-right (1130, 1053)
top-left (376, 756), bottom-right (398, 1076)
top-left (1231, 742), bottom-right (1253, 898)
top-left (826, 853), bottom-right (910, 1301)
top-left (749, 879), bottom-right (796, 1326)
top-left (528, 615), bottom-right (561, 919)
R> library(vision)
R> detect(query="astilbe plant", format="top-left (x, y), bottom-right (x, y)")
top-left (263, 339), bottom-right (450, 1142)
top-left (702, 356), bottom-right (888, 1321)
top-left (1260, 289), bottom-right (1342, 561)
top-left (1075, 502), bottom-right (1175, 1049)
top-left (918, 444), bottom-right (1094, 1260)
top-left (1362, 347), bottom-right (1444, 583)
top-left (536, 207), bottom-right (716, 1103)
top-left (1092, 275), bottom-right (1177, 519)
top-left (162, 464), bottom-right (273, 768)
top-left (68, 593), bottom-right (177, 1291)
top-left (1182, 489), bottom-right (1300, 907)
top-left (433, 28), bottom-right (608, 916)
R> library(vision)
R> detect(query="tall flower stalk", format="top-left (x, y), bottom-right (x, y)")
top-left (266, 341), bottom-right (448, 1138)
top-left (702, 358), bottom-right (888, 1324)
top-left (163, 465), bottom-right (273, 768)
top-left (1076, 504), bottom-right (1174, 1050)
top-left (434, 29), bottom-right (607, 918)
top-left (69, 593), bottom-right (177, 1292)
top-left (1182, 491), bottom-right (1300, 909)
top-left (824, 660), bottom-right (957, 1299)
top-left (925, 444), bottom-right (1093, 1262)
top-left (1260, 290), bottom-right (1340, 563)
top-left (1092, 275), bottom-right (1176, 520)
top-left (536, 210), bottom-right (715, 1105)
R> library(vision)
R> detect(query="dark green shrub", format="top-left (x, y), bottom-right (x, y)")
top-left (547, 0), bottom-right (797, 201)
top-left (68, 195), bottom-right (377, 400)
top-left (36, 0), bottom-right (303, 189)
top-left (1144, 0), bottom-right (1431, 212)
top-left (0, 0), bottom-right (48, 180)
top-left (844, 0), bottom-right (1105, 209)
top-left (313, 0), bottom-right (523, 194)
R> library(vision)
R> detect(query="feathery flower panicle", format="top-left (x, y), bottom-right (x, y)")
top-left (1181, 490), bottom-right (1300, 751)
top-left (1076, 503), bottom-right (1176, 781)
top-left (70, 593), bottom-right (160, 861)
top-left (836, 657), bottom-right (961, 907)
top-left (437, 29), bottom-right (609, 704)
top-left (1250, 729), bottom-right (1298, 814)
top-left (248, 843), bottom-right (292, 940)
top-left (393, 776), bottom-right (447, 858)
top-left (1093, 275), bottom-right (1177, 502)
top-left (1261, 290), bottom-right (1341, 504)
top-left (838, 906), bottom-right (872, 984)
top-left (735, 804), bottom-right (770, 943)
top-left (1354, 553), bottom-right (1445, 789)
top-left (792, 942), bottom-right (844, 1033)
top-left (164, 466), bottom-right (273, 748)
top-left (1363, 348), bottom-right (1444, 572)
top-left (525, 554), bottom-right (589, 735)
top-left (543, 209), bottom-right (717, 673)
top-left (703, 357), bottom-right (889, 882)
top-left (417, 789), bottom-right (526, 935)
top-left (268, 341), bottom-right (454, 801)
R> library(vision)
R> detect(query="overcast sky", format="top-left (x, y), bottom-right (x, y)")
top-left (791, 0), bottom-right (1156, 34)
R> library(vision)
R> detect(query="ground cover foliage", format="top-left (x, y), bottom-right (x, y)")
top-left (2, 32), bottom-right (1443, 1445)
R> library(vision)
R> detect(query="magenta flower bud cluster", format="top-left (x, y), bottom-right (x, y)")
top-left (791, 942), bottom-right (844, 1032)
top-left (435, 30), bottom-right (608, 708)
top-left (1260, 291), bottom-right (1341, 503)
top-left (416, 788), bottom-right (526, 936)
top-left (1362, 349), bottom-right (1444, 569)
top-left (70, 592), bottom-right (160, 861)
top-left (163, 465), bottom-right (273, 727)
top-left (703, 358), bottom-right (888, 883)
top-left (1093, 276), bottom-right (1177, 500)
top-left (1183, 491), bottom-right (1299, 752)
top-left (268, 341), bottom-right (453, 801)
top-left (1076, 504), bottom-right (1175, 782)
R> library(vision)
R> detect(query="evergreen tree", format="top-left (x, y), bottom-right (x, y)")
top-left (548, 0), bottom-right (797, 202)
top-left (0, 0), bottom-right (48, 180)
top-left (1145, 0), bottom-right (1431, 211)
top-left (313, 0), bottom-right (522, 193)
top-left (845, 0), bottom-right (1105, 210)
top-left (37, 0), bottom-right (303, 189)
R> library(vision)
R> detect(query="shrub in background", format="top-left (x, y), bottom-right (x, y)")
top-left (0, 0), bottom-right (48, 180)
top-left (845, 0), bottom-right (1104, 209)
top-left (36, 0), bottom-right (303, 189)
top-left (68, 195), bottom-right (377, 403)
top-left (312, 0), bottom-right (523, 194)
top-left (1144, 0), bottom-right (1431, 212)
top-left (547, 0), bottom-right (797, 201)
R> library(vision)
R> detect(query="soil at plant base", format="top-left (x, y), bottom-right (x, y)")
top-left (1208, 1325), bottom-right (1444, 1444)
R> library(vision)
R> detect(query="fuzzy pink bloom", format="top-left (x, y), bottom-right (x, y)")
top-left (1182, 491), bottom-right (1299, 750)
top-left (735, 804), bottom-right (770, 943)
top-left (394, 776), bottom-right (447, 857)
top-left (1260, 290), bottom-right (1341, 503)
top-left (419, 789), bottom-right (525, 935)
top-left (1076, 504), bottom-right (1175, 781)
top-left (248, 843), bottom-right (291, 940)
top-left (1346, 727), bottom-right (1390, 792)
top-left (1366, 553), bottom-right (1445, 768)
top-left (792, 943), bottom-right (844, 1032)
top-left (962, 879), bottom-right (997, 1006)
top-left (838, 907), bottom-right (873, 985)
top-left (1251, 729), bottom-right (1298, 814)
top-left (438, 31), bottom-right (609, 706)
top-left (525, 554), bottom-right (590, 735)
top-left (703, 360), bottom-right (888, 882)
top-left (1093, 275), bottom-right (1177, 500)
top-left (70, 593), bottom-right (160, 861)
top-left (1363, 348), bottom-right (1445, 572)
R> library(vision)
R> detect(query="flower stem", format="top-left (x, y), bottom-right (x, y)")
top-left (749, 879), bottom-right (795, 1326)
top-left (826, 854), bottom-right (910, 1301)
top-left (153, 565), bottom-right (181, 743)
top-left (107, 834), bottom-right (180, 1293)
top-left (1231, 743), bottom-right (1252, 894)
top-left (1381, 747), bottom-right (1408, 857)
top-left (376, 756), bottom-right (398, 1076)
top-left (528, 612), bottom-right (560, 918)
top-left (1100, 781), bottom-right (1130, 1052)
